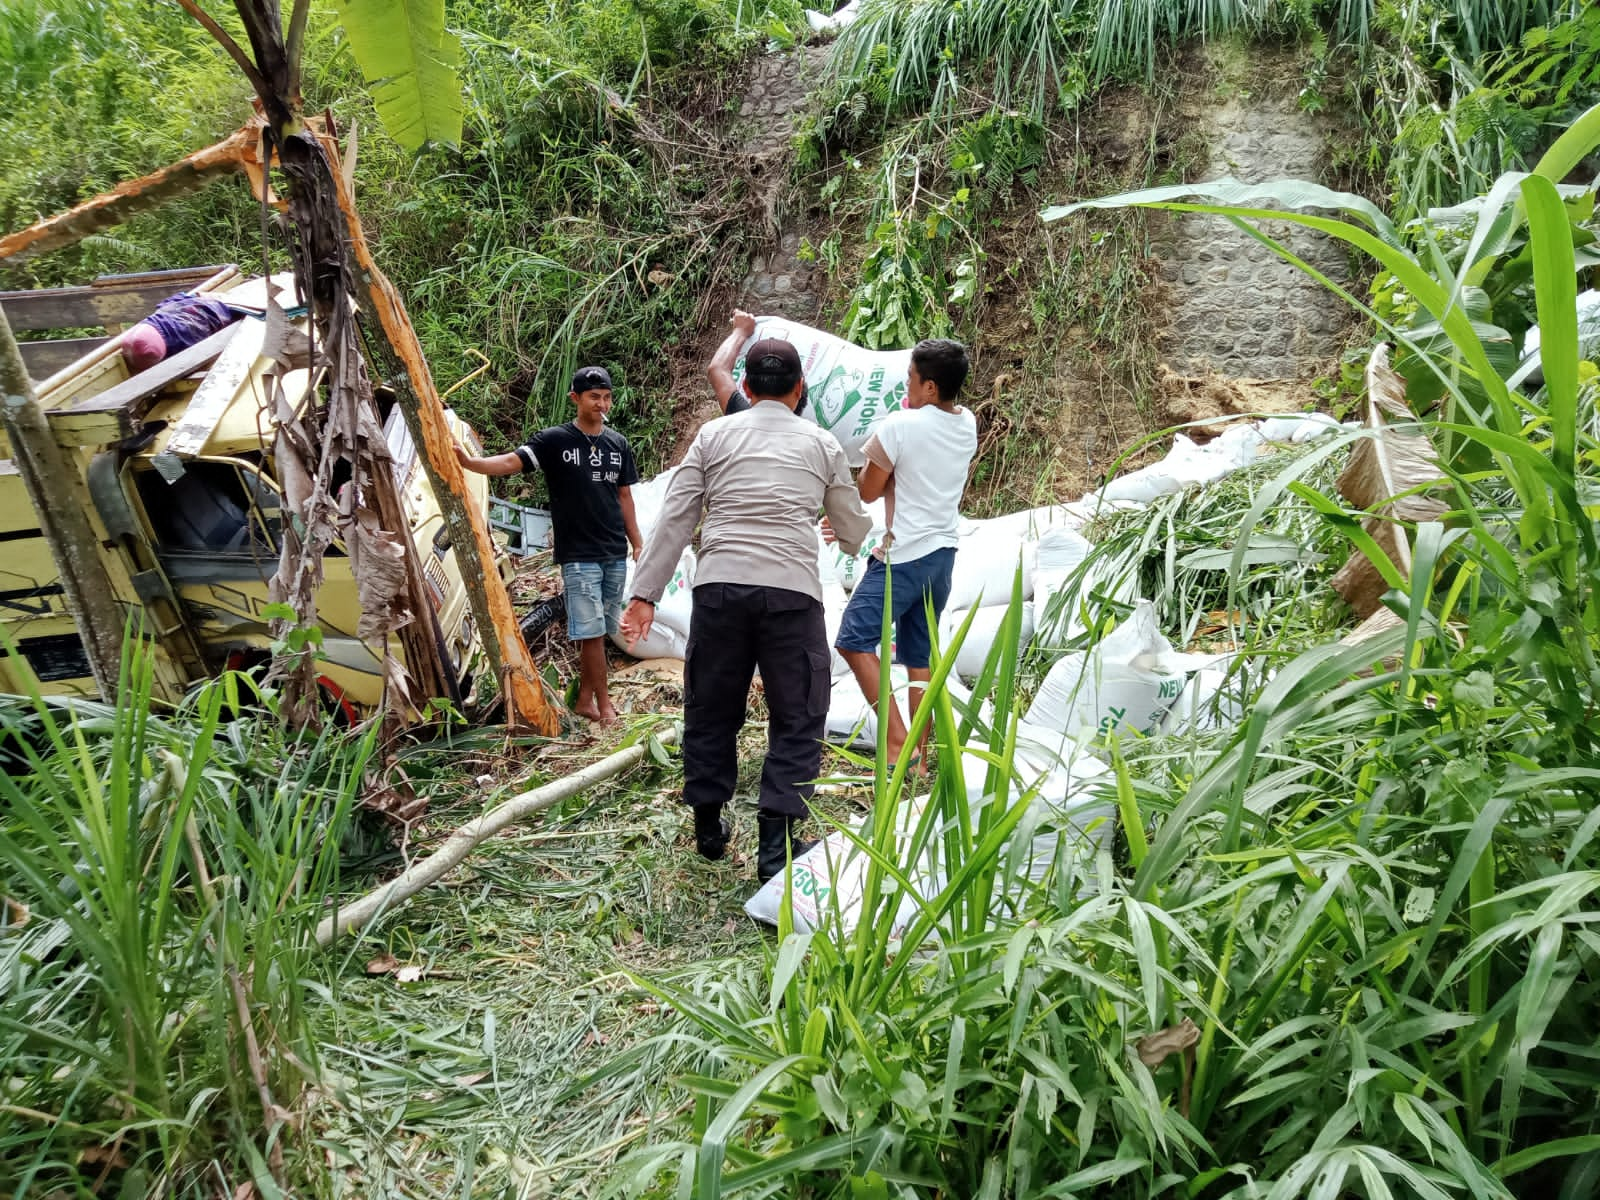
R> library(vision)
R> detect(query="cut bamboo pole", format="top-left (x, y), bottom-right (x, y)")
top-left (315, 725), bottom-right (679, 946)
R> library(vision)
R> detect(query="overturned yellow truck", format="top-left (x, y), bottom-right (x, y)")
top-left (0, 263), bottom-right (497, 712)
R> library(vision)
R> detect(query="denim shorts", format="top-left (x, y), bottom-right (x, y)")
top-left (834, 547), bottom-right (956, 669)
top-left (561, 559), bottom-right (627, 641)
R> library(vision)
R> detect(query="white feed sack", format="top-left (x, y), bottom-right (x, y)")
top-left (746, 727), bottom-right (1112, 938)
top-left (1258, 413), bottom-right (1342, 445)
top-left (1031, 527), bottom-right (1093, 607)
top-left (1160, 654), bottom-right (1262, 735)
top-left (1023, 600), bottom-right (1187, 742)
top-left (611, 547), bottom-right (695, 660)
top-left (959, 743), bottom-right (1117, 906)
top-left (957, 503), bottom-right (1091, 545)
top-left (937, 601), bottom-right (1036, 681)
top-left (945, 533), bottom-right (1035, 612)
top-left (732, 318), bottom-right (912, 466)
top-left (805, 0), bottom-right (861, 33)
top-left (744, 798), bottom-right (930, 937)
top-left (625, 466), bottom-right (678, 541)
top-left (1034, 554), bottom-right (1142, 646)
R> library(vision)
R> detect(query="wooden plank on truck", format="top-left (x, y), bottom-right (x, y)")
top-left (46, 322), bottom-right (240, 444)
top-left (163, 317), bottom-right (268, 459)
top-left (90, 265), bottom-right (234, 289)
top-left (0, 275), bottom-right (220, 332)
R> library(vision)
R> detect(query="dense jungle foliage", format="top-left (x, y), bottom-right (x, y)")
top-left (2, 1), bottom-right (1599, 1197)
top-left (4, 0), bottom-right (1596, 467)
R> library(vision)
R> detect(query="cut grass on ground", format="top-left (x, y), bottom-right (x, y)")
top-left (310, 715), bottom-right (874, 1198)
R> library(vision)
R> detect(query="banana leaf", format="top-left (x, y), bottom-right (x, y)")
top-left (333, 0), bottom-right (464, 151)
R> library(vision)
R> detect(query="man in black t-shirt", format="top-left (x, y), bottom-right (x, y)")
top-left (456, 366), bottom-right (643, 723)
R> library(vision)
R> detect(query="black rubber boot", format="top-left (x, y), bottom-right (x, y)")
top-left (757, 812), bottom-right (817, 883)
top-left (693, 803), bottom-right (731, 861)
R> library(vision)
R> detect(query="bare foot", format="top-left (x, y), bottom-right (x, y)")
top-left (573, 699), bottom-right (603, 722)
top-left (597, 702), bottom-right (619, 726)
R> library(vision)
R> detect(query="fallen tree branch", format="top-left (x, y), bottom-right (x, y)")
top-left (315, 724), bottom-right (679, 946)
top-left (0, 121), bottom-right (264, 265)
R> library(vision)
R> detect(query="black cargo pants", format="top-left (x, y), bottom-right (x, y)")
top-left (681, 582), bottom-right (830, 819)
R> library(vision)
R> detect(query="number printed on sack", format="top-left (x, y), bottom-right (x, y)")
top-left (792, 866), bottom-right (830, 904)
top-left (1097, 705), bottom-right (1128, 737)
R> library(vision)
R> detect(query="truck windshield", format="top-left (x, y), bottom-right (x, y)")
top-left (135, 459), bottom-right (277, 556)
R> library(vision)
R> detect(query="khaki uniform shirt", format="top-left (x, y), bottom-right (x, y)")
top-left (631, 400), bottom-right (873, 604)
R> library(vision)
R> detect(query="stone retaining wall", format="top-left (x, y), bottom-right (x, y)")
top-left (733, 45), bottom-right (830, 323)
top-left (1149, 86), bottom-right (1352, 380)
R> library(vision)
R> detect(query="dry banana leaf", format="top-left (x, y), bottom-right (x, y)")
top-left (1331, 344), bottom-right (1447, 617)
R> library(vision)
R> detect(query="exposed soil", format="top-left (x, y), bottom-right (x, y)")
top-left (1156, 365), bottom-right (1319, 437)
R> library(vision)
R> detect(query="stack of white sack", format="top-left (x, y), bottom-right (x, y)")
top-left (602, 315), bottom-right (1347, 762)
top-left (817, 496), bottom-right (889, 593)
top-left (823, 669), bottom-right (975, 752)
top-left (1083, 424), bottom-right (1268, 507)
top-left (934, 529), bottom-right (1036, 680)
top-left (610, 547), bottom-right (695, 659)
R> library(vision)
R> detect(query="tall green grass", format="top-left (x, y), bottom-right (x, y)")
top-left (828, 0), bottom-right (1579, 125)
top-left (0, 644), bottom-right (377, 1195)
top-left (584, 104), bottom-right (1600, 1199)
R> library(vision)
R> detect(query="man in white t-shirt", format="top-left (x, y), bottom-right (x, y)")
top-left (830, 339), bottom-right (978, 768)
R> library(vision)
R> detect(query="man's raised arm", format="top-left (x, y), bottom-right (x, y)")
top-left (707, 309), bottom-right (757, 415)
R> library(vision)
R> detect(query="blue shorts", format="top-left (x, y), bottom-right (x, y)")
top-left (561, 559), bottom-right (627, 641)
top-left (834, 547), bottom-right (956, 670)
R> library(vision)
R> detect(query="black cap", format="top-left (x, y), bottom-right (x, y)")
top-left (571, 365), bottom-right (613, 393)
top-left (745, 338), bottom-right (802, 376)
top-left (742, 337), bottom-right (803, 398)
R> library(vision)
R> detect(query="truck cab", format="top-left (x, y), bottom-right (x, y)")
top-left (0, 264), bottom-right (497, 710)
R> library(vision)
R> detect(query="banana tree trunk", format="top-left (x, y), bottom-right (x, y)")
top-left (312, 126), bottom-right (559, 735)
top-left (217, 2), bottom-right (557, 732)
top-left (258, 122), bottom-right (454, 722)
